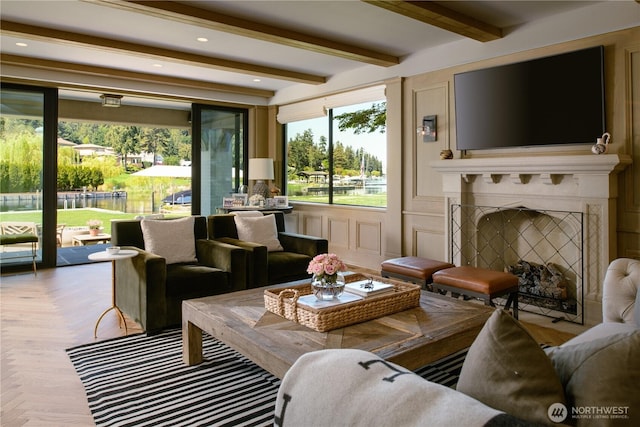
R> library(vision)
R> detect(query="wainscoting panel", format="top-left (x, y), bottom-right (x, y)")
top-left (355, 220), bottom-right (381, 254)
top-left (302, 214), bottom-right (323, 238)
top-left (413, 227), bottom-right (447, 261)
top-left (411, 83), bottom-right (448, 201)
top-left (283, 212), bottom-right (299, 234)
top-left (402, 212), bottom-right (448, 260)
top-left (327, 216), bottom-right (350, 250)
top-left (290, 204), bottom-right (387, 270)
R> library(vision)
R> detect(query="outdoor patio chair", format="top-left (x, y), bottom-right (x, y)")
top-left (0, 221), bottom-right (39, 275)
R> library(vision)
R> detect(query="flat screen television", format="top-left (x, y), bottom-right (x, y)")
top-left (454, 46), bottom-right (605, 151)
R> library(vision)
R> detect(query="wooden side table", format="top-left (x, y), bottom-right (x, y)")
top-left (73, 233), bottom-right (111, 246)
top-left (88, 249), bottom-right (138, 337)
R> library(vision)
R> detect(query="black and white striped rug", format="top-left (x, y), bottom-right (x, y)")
top-left (67, 329), bottom-right (467, 427)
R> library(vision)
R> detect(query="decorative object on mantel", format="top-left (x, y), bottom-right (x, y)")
top-left (417, 115), bottom-right (437, 142)
top-left (307, 253), bottom-right (347, 301)
top-left (591, 132), bottom-right (611, 154)
top-left (440, 149), bottom-right (453, 159)
top-left (87, 219), bottom-right (102, 236)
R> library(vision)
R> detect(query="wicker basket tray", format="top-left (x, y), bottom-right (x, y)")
top-left (263, 274), bottom-right (421, 332)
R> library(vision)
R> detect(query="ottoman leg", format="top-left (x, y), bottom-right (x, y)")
top-left (504, 292), bottom-right (519, 320)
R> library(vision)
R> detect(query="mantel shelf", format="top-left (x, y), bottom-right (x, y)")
top-left (431, 154), bottom-right (631, 176)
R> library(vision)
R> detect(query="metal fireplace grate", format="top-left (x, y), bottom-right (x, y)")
top-left (450, 204), bottom-right (584, 324)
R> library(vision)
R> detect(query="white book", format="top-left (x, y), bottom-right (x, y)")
top-left (344, 279), bottom-right (395, 297)
top-left (296, 292), bottom-right (363, 309)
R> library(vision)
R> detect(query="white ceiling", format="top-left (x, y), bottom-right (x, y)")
top-left (1, 1), bottom-right (638, 110)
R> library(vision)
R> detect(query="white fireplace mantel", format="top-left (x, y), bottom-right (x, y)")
top-left (431, 154), bottom-right (631, 176)
top-left (430, 153), bottom-right (632, 326)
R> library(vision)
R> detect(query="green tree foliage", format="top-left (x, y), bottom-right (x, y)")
top-left (334, 102), bottom-right (386, 134)
top-left (286, 129), bottom-right (383, 179)
top-left (0, 123), bottom-right (42, 192)
top-left (57, 165), bottom-right (104, 190)
top-left (57, 122), bottom-right (191, 164)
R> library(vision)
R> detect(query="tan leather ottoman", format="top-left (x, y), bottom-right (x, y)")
top-left (381, 257), bottom-right (454, 288)
top-left (432, 266), bottom-right (519, 319)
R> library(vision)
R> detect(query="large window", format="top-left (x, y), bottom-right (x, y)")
top-left (285, 99), bottom-right (386, 207)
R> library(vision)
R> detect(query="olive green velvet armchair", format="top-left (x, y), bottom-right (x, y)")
top-left (111, 216), bottom-right (247, 333)
top-left (207, 211), bottom-right (328, 287)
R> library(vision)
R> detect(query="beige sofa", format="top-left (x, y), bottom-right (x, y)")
top-left (275, 258), bottom-right (639, 427)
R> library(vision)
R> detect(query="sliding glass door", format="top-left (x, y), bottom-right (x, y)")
top-left (0, 84), bottom-right (58, 270)
top-left (192, 104), bottom-right (248, 216)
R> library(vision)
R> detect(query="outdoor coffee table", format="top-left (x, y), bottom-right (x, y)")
top-left (182, 279), bottom-right (493, 379)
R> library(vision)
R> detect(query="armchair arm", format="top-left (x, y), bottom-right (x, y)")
top-left (196, 239), bottom-right (248, 292)
top-left (213, 237), bottom-right (268, 288)
top-left (602, 258), bottom-right (640, 324)
top-left (114, 246), bottom-right (167, 332)
top-left (278, 232), bottom-right (328, 258)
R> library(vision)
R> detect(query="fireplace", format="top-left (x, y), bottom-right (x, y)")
top-left (432, 154), bottom-right (630, 326)
top-left (450, 204), bottom-right (583, 323)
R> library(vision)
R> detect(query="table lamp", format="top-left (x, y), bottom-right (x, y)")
top-left (248, 158), bottom-right (274, 200)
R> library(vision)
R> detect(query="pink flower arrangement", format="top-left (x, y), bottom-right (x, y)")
top-left (307, 253), bottom-right (347, 280)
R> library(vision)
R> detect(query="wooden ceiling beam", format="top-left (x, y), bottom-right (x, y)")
top-left (0, 20), bottom-right (326, 85)
top-left (362, 0), bottom-right (502, 42)
top-left (85, 0), bottom-right (400, 67)
top-left (0, 54), bottom-right (275, 98)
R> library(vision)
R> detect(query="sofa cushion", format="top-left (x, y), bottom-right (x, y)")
top-left (457, 309), bottom-right (566, 426)
top-left (141, 216), bottom-right (197, 265)
top-left (545, 331), bottom-right (640, 427)
top-left (559, 322), bottom-right (637, 347)
top-left (234, 214), bottom-right (283, 252)
top-left (267, 251), bottom-right (312, 283)
top-left (165, 264), bottom-right (230, 298)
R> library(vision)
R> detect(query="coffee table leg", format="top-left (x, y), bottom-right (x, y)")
top-left (183, 320), bottom-right (203, 365)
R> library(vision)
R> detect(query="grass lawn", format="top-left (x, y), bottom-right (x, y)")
top-left (1, 209), bottom-right (140, 234)
top-left (289, 194), bottom-right (387, 207)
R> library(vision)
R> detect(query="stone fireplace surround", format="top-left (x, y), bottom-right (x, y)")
top-left (432, 154), bottom-right (631, 326)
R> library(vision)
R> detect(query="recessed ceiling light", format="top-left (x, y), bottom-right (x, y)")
top-left (152, 64), bottom-right (163, 68)
top-left (196, 37), bottom-right (208, 42)
top-left (253, 78), bottom-right (261, 82)
top-left (15, 42), bottom-right (28, 47)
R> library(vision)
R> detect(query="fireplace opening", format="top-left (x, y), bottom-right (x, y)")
top-left (507, 260), bottom-right (578, 316)
top-left (450, 204), bottom-right (584, 324)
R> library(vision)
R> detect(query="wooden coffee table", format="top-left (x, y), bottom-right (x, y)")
top-left (182, 280), bottom-right (493, 379)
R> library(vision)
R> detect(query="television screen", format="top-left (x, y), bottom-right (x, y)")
top-left (454, 46), bottom-right (605, 150)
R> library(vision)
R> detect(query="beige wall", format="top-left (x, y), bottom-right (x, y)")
top-left (405, 27), bottom-right (640, 263)
top-left (272, 27), bottom-right (640, 271)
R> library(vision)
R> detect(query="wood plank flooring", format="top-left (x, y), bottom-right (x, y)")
top-left (1, 263), bottom-right (577, 426)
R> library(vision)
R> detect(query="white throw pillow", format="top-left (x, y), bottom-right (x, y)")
top-left (234, 214), bottom-right (283, 252)
top-left (141, 216), bottom-right (197, 264)
top-left (232, 210), bottom-right (263, 217)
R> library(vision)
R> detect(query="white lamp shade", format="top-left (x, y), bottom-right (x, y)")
top-left (248, 158), bottom-right (274, 180)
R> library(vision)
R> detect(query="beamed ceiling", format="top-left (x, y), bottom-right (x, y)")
top-left (0, 1), bottom-right (633, 108)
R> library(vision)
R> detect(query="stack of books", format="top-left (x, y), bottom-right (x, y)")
top-left (344, 279), bottom-right (395, 297)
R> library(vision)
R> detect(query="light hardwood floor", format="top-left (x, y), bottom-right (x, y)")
top-left (1, 263), bottom-right (578, 426)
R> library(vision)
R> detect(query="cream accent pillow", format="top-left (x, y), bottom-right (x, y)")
top-left (232, 210), bottom-right (262, 217)
top-left (141, 216), bottom-right (197, 264)
top-left (545, 331), bottom-right (640, 427)
top-left (234, 214), bottom-right (283, 252)
top-left (456, 309), bottom-right (566, 426)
